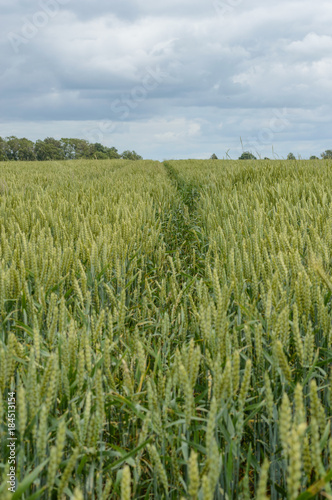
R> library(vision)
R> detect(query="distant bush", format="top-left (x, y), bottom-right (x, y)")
top-left (238, 151), bottom-right (256, 160)
top-left (121, 150), bottom-right (143, 160)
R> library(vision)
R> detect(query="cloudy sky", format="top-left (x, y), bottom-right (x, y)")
top-left (1, 0), bottom-right (331, 159)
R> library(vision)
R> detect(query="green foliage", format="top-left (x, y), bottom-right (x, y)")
top-left (60, 138), bottom-right (90, 159)
top-left (121, 150), bottom-right (143, 160)
top-left (321, 149), bottom-right (332, 159)
top-left (0, 137), bottom-right (137, 161)
top-left (35, 137), bottom-right (64, 161)
top-left (0, 137), bottom-right (8, 161)
top-left (238, 151), bottom-right (257, 160)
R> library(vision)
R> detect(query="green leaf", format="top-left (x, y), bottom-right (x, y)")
top-left (12, 459), bottom-right (49, 500)
top-left (104, 436), bottom-right (153, 472)
top-left (302, 349), bottom-right (320, 386)
top-left (25, 485), bottom-right (48, 500)
top-left (14, 321), bottom-right (34, 338)
top-left (296, 469), bottom-right (332, 499)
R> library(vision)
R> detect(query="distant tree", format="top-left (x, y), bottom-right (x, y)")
top-left (310, 155), bottom-right (319, 160)
top-left (287, 152), bottom-right (296, 160)
top-left (4, 136), bottom-right (36, 161)
top-left (107, 147), bottom-right (121, 159)
top-left (0, 136), bottom-right (136, 161)
top-left (0, 137), bottom-right (10, 161)
top-left (88, 142), bottom-right (107, 159)
top-left (264, 157), bottom-right (270, 160)
top-left (210, 153), bottom-right (218, 160)
top-left (93, 142), bottom-right (106, 153)
top-left (89, 143), bottom-right (121, 159)
top-left (35, 138), bottom-right (64, 161)
top-left (321, 150), bottom-right (332, 159)
top-left (6, 136), bottom-right (21, 160)
top-left (44, 137), bottom-right (64, 157)
top-left (17, 138), bottom-right (36, 161)
top-left (94, 151), bottom-right (109, 159)
top-left (59, 138), bottom-right (90, 159)
top-left (71, 139), bottom-right (91, 159)
top-left (238, 151), bottom-right (256, 160)
top-left (60, 138), bottom-right (76, 159)
top-left (121, 150), bottom-right (143, 160)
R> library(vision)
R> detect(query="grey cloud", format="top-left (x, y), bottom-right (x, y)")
top-left (0, 0), bottom-right (331, 158)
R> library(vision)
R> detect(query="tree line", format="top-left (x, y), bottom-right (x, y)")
top-left (0, 136), bottom-right (143, 161)
top-left (210, 150), bottom-right (332, 160)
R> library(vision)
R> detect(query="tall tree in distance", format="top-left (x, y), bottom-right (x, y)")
top-left (35, 138), bottom-right (64, 161)
top-left (17, 138), bottom-right (36, 161)
top-left (0, 137), bottom-right (9, 161)
top-left (321, 150), bottom-right (332, 159)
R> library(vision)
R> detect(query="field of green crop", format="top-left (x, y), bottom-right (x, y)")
top-left (0, 159), bottom-right (331, 499)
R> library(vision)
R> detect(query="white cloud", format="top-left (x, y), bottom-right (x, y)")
top-left (287, 32), bottom-right (332, 57)
top-left (154, 118), bottom-right (201, 142)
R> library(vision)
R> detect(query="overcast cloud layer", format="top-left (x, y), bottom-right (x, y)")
top-left (0, 0), bottom-right (331, 159)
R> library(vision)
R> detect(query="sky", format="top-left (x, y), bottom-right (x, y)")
top-left (0, 0), bottom-right (331, 160)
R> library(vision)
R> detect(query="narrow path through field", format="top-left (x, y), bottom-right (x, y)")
top-left (162, 161), bottom-right (208, 275)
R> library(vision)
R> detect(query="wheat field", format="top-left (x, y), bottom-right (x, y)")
top-left (0, 159), bottom-right (331, 499)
